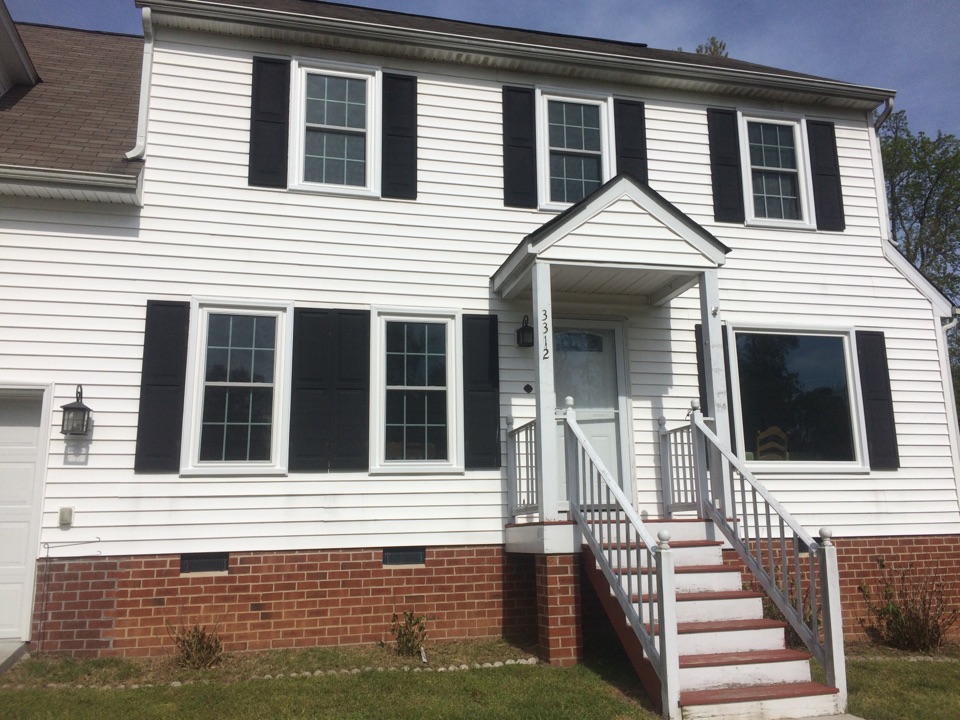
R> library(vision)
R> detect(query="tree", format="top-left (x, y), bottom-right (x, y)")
top-left (881, 110), bottom-right (960, 410)
top-left (695, 36), bottom-right (728, 57)
top-left (881, 110), bottom-right (960, 302)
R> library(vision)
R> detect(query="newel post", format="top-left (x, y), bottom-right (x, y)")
top-left (689, 401), bottom-right (710, 519)
top-left (658, 415), bottom-right (673, 519)
top-left (564, 398), bottom-right (579, 510)
top-left (506, 416), bottom-right (517, 522)
top-left (818, 528), bottom-right (847, 710)
top-left (655, 530), bottom-right (681, 719)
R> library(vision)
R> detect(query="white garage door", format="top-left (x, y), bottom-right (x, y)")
top-left (0, 389), bottom-right (47, 641)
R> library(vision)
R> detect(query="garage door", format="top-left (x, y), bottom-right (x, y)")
top-left (0, 389), bottom-right (46, 641)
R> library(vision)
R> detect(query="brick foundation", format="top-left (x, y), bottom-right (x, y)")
top-left (724, 533), bottom-right (960, 642)
top-left (31, 545), bottom-right (537, 657)
top-left (534, 554), bottom-right (582, 666)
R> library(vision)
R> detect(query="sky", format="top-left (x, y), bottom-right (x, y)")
top-left (7, 0), bottom-right (959, 138)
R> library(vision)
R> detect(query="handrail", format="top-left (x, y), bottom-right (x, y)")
top-left (564, 404), bottom-right (680, 718)
top-left (688, 407), bottom-right (846, 705)
top-left (506, 417), bottom-right (538, 520)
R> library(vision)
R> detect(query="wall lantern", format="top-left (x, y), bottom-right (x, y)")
top-left (516, 315), bottom-right (535, 348)
top-left (60, 385), bottom-right (92, 436)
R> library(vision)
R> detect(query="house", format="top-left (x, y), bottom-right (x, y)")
top-left (1, 0), bottom-right (958, 715)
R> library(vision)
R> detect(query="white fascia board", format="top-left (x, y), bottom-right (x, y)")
top-left (882, 240), bottom-right (953, 317)
top-left (145, 0), bottom-right (893, 110)
top-left (0, 165), bottom-right (143, 205)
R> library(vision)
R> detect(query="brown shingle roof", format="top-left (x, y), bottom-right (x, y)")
top-left (0, 24), bottom-right (143, 178)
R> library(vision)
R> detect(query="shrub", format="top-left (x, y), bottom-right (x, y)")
top-left (858, 556), bottom-right (959, 653)
top-left (391, 611), bottom-right (428, 658)
top-left (165, 619), bottom-right (224, 669)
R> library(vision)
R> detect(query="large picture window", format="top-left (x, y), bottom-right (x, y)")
top-left (733, 331), bottom-right (858, 463)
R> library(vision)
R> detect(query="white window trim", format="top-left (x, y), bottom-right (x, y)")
top-left (726, 323), bottom-right (870, 474)
top-left (288, 58), bottom-right (382, 197)
top-left (536, 88), bottom-right (616, 211)
top-left (369, 307), bottom-right (464, 475)
top-left (738, 112), bottom-right (817, 230)
top-left (180, 297), bottom-right (294, 476)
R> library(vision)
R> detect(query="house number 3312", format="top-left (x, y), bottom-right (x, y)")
top-left (541, 309), bottom-right (550, 360)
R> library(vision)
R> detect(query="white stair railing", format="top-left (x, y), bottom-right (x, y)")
top-left (564, 400), bottom-right (681, 720)
top-left (506, 417), bottom-right (538, 520)
top-left (687, 404), bottom-right (847, 709)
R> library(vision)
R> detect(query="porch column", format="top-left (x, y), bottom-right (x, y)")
top-left (532, 261), bottom-right (561, 521)
top-left (698, 270), bottom-right (733, 514)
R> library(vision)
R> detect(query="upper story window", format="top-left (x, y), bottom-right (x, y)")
top-left (747, 121), bottom-right (801, 221)
top-left (538, 92), bottom-right (614, 209)
top-left (706, 109), bottom-right (845, 231)
top-left (181, 300), bottom-right (294, 475)
top-left (303, 72), bottom-right (368, 186)
top-left (290, 61), bottom-right (379, 194)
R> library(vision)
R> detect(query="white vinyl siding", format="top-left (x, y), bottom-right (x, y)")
top-left (0, 29), bottom-right (955, 561)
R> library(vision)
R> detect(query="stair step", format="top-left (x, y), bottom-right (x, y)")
top-left (616, 563), bottom-right (743, 593)
top-left (673, 619), bottom-right (790, 655)
top-left (679, 618), bottom-right (788, 635)
top-left (635, 590), bottom-right (763, 603)
top-left (597, 539), bottom-right (723, 550)
top-left (680, 648), bottom-right (811, 669)
top-left (680, 680), bottom-right (839, 706)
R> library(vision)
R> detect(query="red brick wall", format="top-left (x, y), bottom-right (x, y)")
top-left (724, 534), bottom-right (960, 641)
top-left (534, 554), bottom-right (581, 667)
top-left (31, 545), bottom-right (537, 658)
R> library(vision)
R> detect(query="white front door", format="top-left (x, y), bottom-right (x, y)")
top-left (554, 324), bottom-right (627, 501)
top-left (0, 389), bottom-right (47, 641)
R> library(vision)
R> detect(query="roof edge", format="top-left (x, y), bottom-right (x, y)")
top-left (142, 0), bottom-right (894, 109)
top-left (0, 164), bottom-right (144, 205)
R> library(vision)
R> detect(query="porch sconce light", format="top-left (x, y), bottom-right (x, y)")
top-left (60, 385), bottom-right (92, 436)
top-left (516, 315), bottom-right (535, 348)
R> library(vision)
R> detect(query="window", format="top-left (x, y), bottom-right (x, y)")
top-left (731, 329), bottom-right (864, 466)
top-left (537, 92), bottom-right (614, 208)
top-left (289, 60), bottom-right (379, 194)
top-left (371, 310), bottom-right (462, 473)
top-left (747, 121), bottom-right (800, 220)
top-left (181, 300), bottom-right (293, 475)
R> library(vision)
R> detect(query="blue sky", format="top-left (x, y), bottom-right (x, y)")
top-left (7, 0), bottom-right (959, 137)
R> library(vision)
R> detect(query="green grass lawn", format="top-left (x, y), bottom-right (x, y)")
top-left (3, 641), bottom-right (959, 720)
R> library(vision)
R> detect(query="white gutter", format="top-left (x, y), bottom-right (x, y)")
top-left (141, 0), bottom-right (895, 109)
top-left (0, 164), bottom-right (142, 204)
top-left (126, 7), bottom-right (154, 160)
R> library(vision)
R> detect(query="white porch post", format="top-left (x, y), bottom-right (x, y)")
top-left (532, 261), bottom-right (561, 521)
top-left (698, 270), bottom-right (733, 516)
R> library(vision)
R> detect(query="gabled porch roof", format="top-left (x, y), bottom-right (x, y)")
top-left (490, 174), bottom-right (730, 305)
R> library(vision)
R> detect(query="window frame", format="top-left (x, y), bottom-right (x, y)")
top-left (738, 112), bottom-right (817, 230)
top-left (180, 298), bottom-right (294, 476)
top-left (369, 307), bottom-right (464, 474)
top-left (288, 58), bottom-right (382, 196)
top-left (726, 324), bottom-right (870, 474)
top-left (536, 89), bottom-right (615, 211)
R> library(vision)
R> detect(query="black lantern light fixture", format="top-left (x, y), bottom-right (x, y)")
top-left (60, 385), bottom-right (92, 436)
top-left (516, 315), bottom-right (535, 348)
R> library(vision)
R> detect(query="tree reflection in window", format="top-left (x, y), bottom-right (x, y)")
top-left (735, 332), bottom-right (854, 462)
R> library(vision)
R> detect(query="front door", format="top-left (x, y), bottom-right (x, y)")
top-left (554, 323), bottom-right (627, 501)
top-left (0, 389), bottom-right (47, 641)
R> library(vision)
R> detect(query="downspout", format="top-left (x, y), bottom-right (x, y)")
top-left (125, 8), bottom-right (154, 160)
top-left (873, 97), bottom-right (894, 131)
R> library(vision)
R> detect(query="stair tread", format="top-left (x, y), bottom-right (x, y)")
top-left (618, 563), bottom-right (740, 575)
top-left (596, 539), bottom-right (723, 550)
top-left (679, 648), bottom-right (811, 668)
top-left (680, 681), bottom-right (839, 706)
top-left (677, 618), bottom-right (788, 634)
top-left (636, 589), bottom-right (763, 603)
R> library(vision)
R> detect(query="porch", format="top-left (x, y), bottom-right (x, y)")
top-left (490, 175), bottom-right (848, 719)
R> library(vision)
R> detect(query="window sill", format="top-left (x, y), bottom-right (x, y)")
top-left (369, 463), bottom-right (465, 476)
top-left (179, 465), bottom-right (288, 478)
top-left (745, 461), bottom-right (869, 475)
top-left (744, 217), bottom-right (817, 232)
top-left (287, 182), bottom-right (379, 199)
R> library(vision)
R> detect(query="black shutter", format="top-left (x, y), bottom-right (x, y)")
top-left (694, 323), bottom-right (736, 453)
top-left (502, 86), bottom-right (537, 208)
top-left (463, 315), bottom-right (500, 469)
top-left (706, 108), bottom-right (745, 223)
top-left (248, 57), bottom-right (290, 188)
top-left (807, 120), bottom-right (845, 231)
top-left (856, 331), bottom-right (899, 470)
top-left (614, 99), bottom-right (648, 184)
top-left (134, 301), bottom-right (190, 473)
top-left (382, 73), bottom-right (418, 200)
top-left (289, 309), bottom-right (370, 471)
